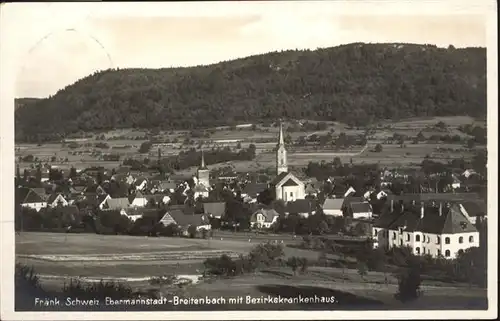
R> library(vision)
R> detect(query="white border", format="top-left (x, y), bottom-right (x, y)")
top-left (1, 1), bottom-right (497, 320)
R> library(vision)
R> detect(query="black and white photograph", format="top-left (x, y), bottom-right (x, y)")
top-left (1, 1), bottom-right (497, 320)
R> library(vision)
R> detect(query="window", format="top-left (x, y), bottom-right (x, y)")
top-left (437, 236), bottom-right (441, 245)
top-left (416, 247), bottom-right (420, 255)
top-left (422, 235), bottom-right (426, 242)
top-left (427, 236), bottom-right (430, 243)
top-left (459, 236), bottom-right (463, 244)
top-left (445, 250), bottom-right (450, 257)
top-left (400, 240), bottom-right (403, 246)
top-left (458, 249), bottom-right (464, 256)
top-left (469, 236), bottom-right (474, 243)
top-left (393, 232), bottom-right (396, 240)
top-left (406, 233), bottom-right (410, 241)
top-left (374, 229), bottom-right (378, 237)
top-left (437, 249), bottom-right (441, 256)
top-left (445, 237), bottom-right (450, 244)
top-left (416, 235), bottom-right (420, 242)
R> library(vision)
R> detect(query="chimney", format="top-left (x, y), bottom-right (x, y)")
top-left (420, 202), bottom-right (425, 219)
top-left (439, 203), bottom-right (443, 216)
top-left (390, 199), bottom-right (394, 212)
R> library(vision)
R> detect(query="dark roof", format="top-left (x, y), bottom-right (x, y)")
top-left (285, 199), bottom-right (315, 214)
top-left (270, 172), bottom-right (289, 186)
top-left (123, 208), bottom-right (159, 218)
top-left (386, 204), bottom-right (477, 234)
top-left (168, 209), bottom-right (209, 227)
top-left (203, 202), bottom-right (226, 216)
top-left (322, 198), bottom-right (344, 210)
top-left (16, 187), bottom-right (45, 204)
top-left (387, 193), bottom-right (481, 203)
top-left (460, 201), bottom-right (487, 217)
top-left (32, 187), bottom-right (47, 197)
top-left (350, 202), bottom-right (372, 214)
top-left (242, 183), bottom-right (268, 197)
top-left (374, 210), bottom-right (404, 229)
top-left (251, 208), bottom-right (279, 223)
top-left (103, 198), bottom-right (130, 210)
top-left (282, 178), bottom-right (299, 187)
top-left (47, 193), bottom-right (66, 204)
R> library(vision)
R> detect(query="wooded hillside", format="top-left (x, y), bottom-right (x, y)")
top-left (15, 43), bottom-right (486, 142)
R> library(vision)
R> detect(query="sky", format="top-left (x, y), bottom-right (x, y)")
top-left (1, 1), bottom-right (494, 98)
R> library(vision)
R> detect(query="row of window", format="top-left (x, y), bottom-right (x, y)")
top-left (415, 247), bottom-right (461, 257)
top-left (381, 231), bottom-right (475, 244)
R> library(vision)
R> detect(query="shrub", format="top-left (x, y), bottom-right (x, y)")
top-left (395, 264), bottom-right (422, 303)
top-left (15, 263), bottom-right (40, 288)
top-left (286, 257), bottom-right (300, 275)
top-left (357, 261), bottom-right (368, 279)
top-left (248, 242), bottom-right (285, 268)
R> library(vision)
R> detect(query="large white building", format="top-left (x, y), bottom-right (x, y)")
top-left (269, 122), bottom-right (305, 202)
top-left (372, 202), bottom-right (480, 259)
top-left (193, 150), bottom-right (210, 198)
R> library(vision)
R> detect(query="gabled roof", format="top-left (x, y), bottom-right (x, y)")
top-left (460, 201), bottom-right (487, 217)
top-left (282, 178), bottom-right (299, 187)
top-left (242, 183), bottom-right (268, 197)
top-left (104, 198), bottom-right (130, 210)
top-left (322, 198), bottom-right (344, 210)
top-left (270, 172), bottom-right (289, 186)
top-left (203, 202), bottom-right (226, 217)
top-left (168, 209), bottom-right (209, 227)
top-left (350, 202), bottom-right (372, 214)
top-left (17, 187), bottom-right (45, 204)
top-left (252, 208), bottom-right (279, 223)
top-left (32, 188), bottom-right (47, 197)
top-left (386, 204), bottom-right (478, 235)
top-left (123, 207), bottom-right (159, 218)
top-left (47, 193), bottom-right (66, 204)
top-left (285, 199), bottom-right (315, 214)
top-left (373, 210), bottom-right (401, 229)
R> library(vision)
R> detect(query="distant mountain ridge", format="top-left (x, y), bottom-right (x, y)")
top-left (15, 43), bottom-right (486, 142)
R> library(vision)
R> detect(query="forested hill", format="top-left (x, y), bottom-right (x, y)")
top-left (15, 43), bottom-right (486, 142)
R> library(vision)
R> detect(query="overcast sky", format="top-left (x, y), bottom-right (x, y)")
top-left (2, 1), bottom-right (493, 98)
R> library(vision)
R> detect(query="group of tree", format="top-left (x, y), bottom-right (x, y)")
top-left (15, 44), bottom-right (486, 143)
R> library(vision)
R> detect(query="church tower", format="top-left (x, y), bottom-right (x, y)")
top-left (276, 121), bottom-right (288, 175)
top-left (197, 150), bottom-right (210, 188)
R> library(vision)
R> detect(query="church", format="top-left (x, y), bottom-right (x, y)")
top-left (192, 150), bottom-right (210, 199)
top-left (268, 122), bottom-right (305, 202)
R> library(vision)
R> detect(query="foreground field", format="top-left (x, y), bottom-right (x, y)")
top-left (15, 232), bottom-right (487, 311)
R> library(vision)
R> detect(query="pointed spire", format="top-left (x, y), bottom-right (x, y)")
top-left (201, 150), bottom-right (206, 168)
top-left (278, 120), bottom-right (285, 145)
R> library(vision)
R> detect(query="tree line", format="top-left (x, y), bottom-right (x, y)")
top-left (15, 43), bottom-right (486, 143)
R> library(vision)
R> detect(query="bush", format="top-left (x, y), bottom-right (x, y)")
top-left (374, 144), bottom-right (383, 153)
top-left (15, 263), bottom-right (40, 289)
top-left (395, 265), bottom-right (422, 303)
top-left (248, 242), bottom-right (285, 268)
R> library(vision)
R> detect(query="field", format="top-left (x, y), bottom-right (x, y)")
top-left (15, 116), bottom-right (486, 173)
top-left (15, 232), bottom-right (487, 311)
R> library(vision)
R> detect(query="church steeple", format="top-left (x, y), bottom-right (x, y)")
top-left (278, 121), bottom-right (285, 146)
top-left (276, 120), bottom-right (288, 175)
top-left (200, 150), bottom-right (207, 169)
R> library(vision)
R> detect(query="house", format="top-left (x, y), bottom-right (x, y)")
top-left (69, 186), bottom-right (85, 196)
top-left (322, 198), bottom-right (344, 216)
top-left (129, 191), bottom-right (148, 207)
top-left (144, 194), bottom-right (171, 206)
top-left (122, 208), bottom-right (158, 222)
top-left (160, 209), bottom-right (211, 232)
top-left (285, 199), bottom-right (316, 217)
top-left (462, 169), bottom-right (478, 179)
top-left (47, 193), bottom-right (69, 208)
top-left (344, 186), bottom-right (356, 198)
top-left (304, 183), bottom-right (319, 197)
top-left (32, 187), bottom-right (47, 200)
top-left (97, 194), bottom-right (112, 210)
top-left (203, 202), bottom-right (226, 219)
top-left (457, 201), bottom-right (487, 225)
top-left (372, 202), bottom-right (480, 259)
top-left (376, 190), bottom-right (389, 200)
top-left (192, 184), bottom-right (210, 199)
top-left (155, 181), bottom-right (177, 194)
top-left (250, 207), bottom-right (280, 229)
top-left (16, 187), bottom-right (47, 212)
top-left (84, 184), bottom-right (107, 196)
top-left (347, 201), bottom-right (373, 220)
top-left (451, 175), bottom-right (461, 190)
top-left (242, 183), bottom-right (268, 198)
top-left (134, 177), bottom-right (148, 191)
top-left (102, 198), bottom-right (131, 211)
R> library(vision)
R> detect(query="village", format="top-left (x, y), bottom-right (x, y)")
top-left (15, 122), bottom-right (488, 261)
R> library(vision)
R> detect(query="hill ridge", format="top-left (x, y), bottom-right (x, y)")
top-left (15, 42), bottom-right (486, 142)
